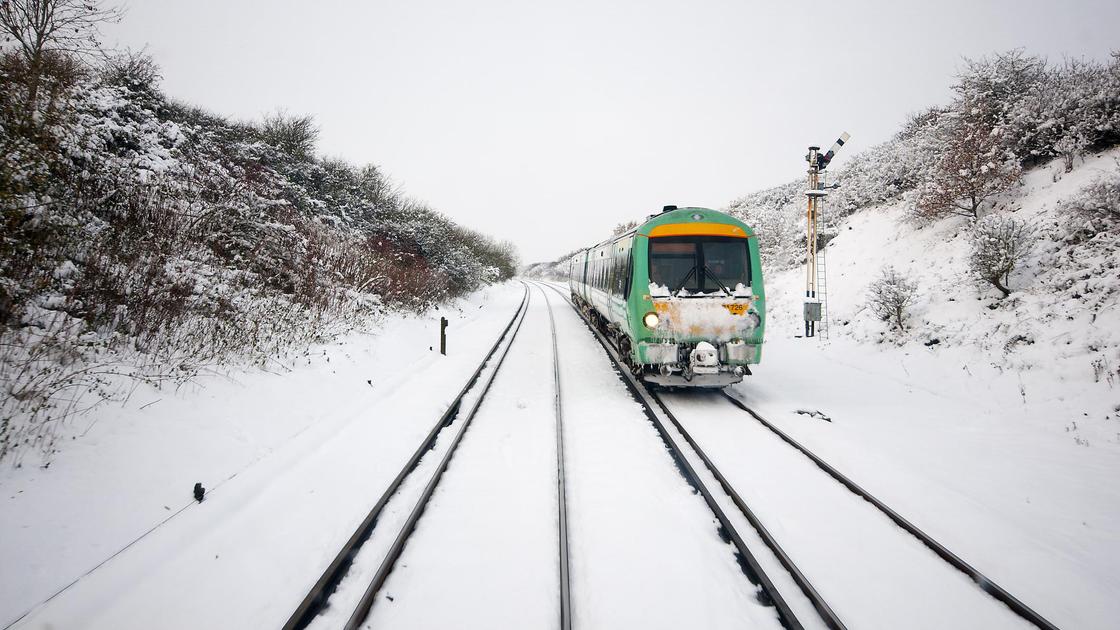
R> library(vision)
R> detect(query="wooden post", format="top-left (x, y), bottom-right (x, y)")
top-left (440, 317), bottom-right (448, 355)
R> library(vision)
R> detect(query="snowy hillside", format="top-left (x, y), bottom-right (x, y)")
top-left (762, 149), bottom-right (1120, 437)
top-left (767, 150), bottom-right (1119, 370)
top-left (0, 50), bottom-right (517, 465)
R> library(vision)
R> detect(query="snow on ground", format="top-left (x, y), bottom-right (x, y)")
top-left (775, 149), bottom-right (1120, 444)
top-left (362, 286), bottom-right (560, 629)
top-left (0, 283), bottom-right (526, 629)
top-left (663, 391), bottom-right (1034, 630)
top-left (722, 150), bottom-right (1120, 629)
top-left (544, 286), bottom-right (783, 630)
top-left (3, 149), bottom-right (1117, 629)
top-left (725, 333), bottom-right (1120, 630)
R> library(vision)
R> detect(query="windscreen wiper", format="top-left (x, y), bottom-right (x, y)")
top-left (670, 267), bottom-right (696, 296)
top-left (702, 265), bottom-right (733, 296)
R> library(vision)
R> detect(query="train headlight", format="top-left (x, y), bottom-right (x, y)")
top-left (747, 312), bottom-right (761, 329)
top-left (642, 312), bottom-right (660, 329)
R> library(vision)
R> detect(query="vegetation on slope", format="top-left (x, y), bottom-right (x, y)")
top-left (0, 2), bottom-right (517, 461)
top-left (730, 50), bottom-right (1120, 271)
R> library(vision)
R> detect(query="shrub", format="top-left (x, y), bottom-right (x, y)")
top-left (0, 52), bottom-right (517, 463)
top-left (1059, 167), bottom-right (1120, 232)
top-left (866, 266), bottom-right (918, 332)
top-left (261, 110), bottom-right (319, 162)
top-left (969, 214), bottom-right (1037, 297)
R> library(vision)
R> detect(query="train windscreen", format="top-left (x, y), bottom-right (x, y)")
top-left (649, 236), bottom-right (750, 296)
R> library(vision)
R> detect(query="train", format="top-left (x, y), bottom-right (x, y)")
top-left (568, 205), bottom-right (765, 387)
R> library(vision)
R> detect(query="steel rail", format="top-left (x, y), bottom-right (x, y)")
top-left (537, 285), bottom-right (574, 630)
top-left (282, 283), bottom-right (530, 630)
top-left (647, 391), bottom-right (847, 630)
top-left (343, 284), bottom-right (533, 630)
top-left (535, 281), bottom-right (805, 630)
top-left (720, 391), bottom-right (1062, 630)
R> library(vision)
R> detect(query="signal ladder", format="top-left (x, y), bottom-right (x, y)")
top-left (815, 247), bottom-right (829, 340)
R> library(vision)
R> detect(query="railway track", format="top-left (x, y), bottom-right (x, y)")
top-left (539, 285), bottom-right (574, 630)
top-left (538, 279), bottom-right (1060, 630)
top-left (534, 281), bottom-right (835, 630)
top-left (713, 391), bottom-right (1061, 630)
top-left (284, 283), bottom-right (531, 629)
top-left (285, 282), bottom-right (574, 630)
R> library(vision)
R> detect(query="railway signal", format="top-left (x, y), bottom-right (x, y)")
top-left (803, 132), bottom-right (850, 339)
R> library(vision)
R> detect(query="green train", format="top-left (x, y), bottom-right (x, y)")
top-left (568, 205), bottom-right (765, 387)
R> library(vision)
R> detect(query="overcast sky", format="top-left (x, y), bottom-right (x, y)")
top-left (105, 0), bottom-right (1119, 262)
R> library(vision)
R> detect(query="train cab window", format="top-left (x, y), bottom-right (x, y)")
top-left (650, 240), bottom-right (700, 293)
top-left (703, 240), bottom-right (750, 291)
top-left (649, 236), bottom-right (750, 295)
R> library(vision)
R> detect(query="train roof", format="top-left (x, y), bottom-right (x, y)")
top-left (575, 207), bottom-right (754, 255)
top-left (636, 206), bottom-right (752, 238)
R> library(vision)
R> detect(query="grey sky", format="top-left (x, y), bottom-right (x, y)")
top-left (105, 0), bottom-right (1119, 262)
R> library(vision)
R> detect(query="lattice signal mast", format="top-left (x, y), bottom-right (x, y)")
top-left (803, 132), bottom-right (849, 338)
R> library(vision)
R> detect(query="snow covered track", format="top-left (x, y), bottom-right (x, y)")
top-left (655, 389), bottom-right (1055, 629)
top-left (540, 286), bottom-right (574, 630)
top-left (717, 393), bottom-right (1062, 630)
top-left (644, 390), bottom-right (846, 630)
top-left (534, 281), bottom-right (814, 630)
top-left (284, 284), bottom-right (532, 630)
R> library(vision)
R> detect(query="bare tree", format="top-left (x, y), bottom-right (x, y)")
top-left (969, 214), bottom-right (1036, 298)
top-left (0, 0), bottom-right (122, 104)
top-left (866, 266), bottom-right (918, 332)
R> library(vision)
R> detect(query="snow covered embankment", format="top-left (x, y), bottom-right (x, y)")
top-left (0, 283), bottom-right (523, 630)
top-left (742, 150), bottom-right (1120, 629)
top-left (766, 149), bottom-right (1120, 438)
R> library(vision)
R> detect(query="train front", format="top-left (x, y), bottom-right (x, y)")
top-left (631, 208), bottom-right (765, 387)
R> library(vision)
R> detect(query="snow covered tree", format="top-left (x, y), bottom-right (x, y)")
top-left (866, 266), bottom-right (918, 333)
top-left (612, 219), bottom-right (638, 235)
top-left (912, 113), bottom-right (1020, 219)
top-left (912, 52), bottom-right (1044, 220)
top-left (968, 214), bottom-right (1036, 298)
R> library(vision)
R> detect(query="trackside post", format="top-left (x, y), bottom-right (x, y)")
top-left (440, 316), bottom-right (448, 355)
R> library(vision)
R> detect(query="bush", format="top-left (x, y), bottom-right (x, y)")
top-left (866, 266), bottom-right (918, 332)
top-left (0, 51), bottom-right (517, 463)
top-left (1060, 167), bottom-right (1120, 232)
top-left (969, 214), bottom-right (1037, 297)
top-left (261, 110), bottom-right (319, 162)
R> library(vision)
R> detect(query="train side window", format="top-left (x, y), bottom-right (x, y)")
top-left (622, 244), bottom-right (633, 299)
top-left (618, 244), bottom-right (627, 295)
top-left (615, 246), bottom-right (625, 297)
top-left (608, 248), bottom-right (617, 296)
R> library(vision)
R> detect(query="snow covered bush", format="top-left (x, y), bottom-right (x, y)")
top-left (865, 266), bottom-right (918, 333)
top-left (261, 110), bottom-right (319, 162)
top-left (0, 24), bottom-right (518, 462)
top-left (968, 214), bottom-right (1037, 298)
top-left (1060, 166), bottom-right (1120, 233)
